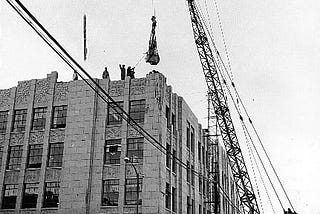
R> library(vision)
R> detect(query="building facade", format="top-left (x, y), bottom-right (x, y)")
top-left (0, 71), bottom-right (241, 214)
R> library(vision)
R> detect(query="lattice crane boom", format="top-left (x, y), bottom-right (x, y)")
top-left (186, 0), bottom-right (260, 213)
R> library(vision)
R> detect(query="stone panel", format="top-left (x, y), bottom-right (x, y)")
top-left (0, 134), bottom-right (5, 146)
top-left (15, 80), bottom-right (32, 106)
top-left (172, 135), bottom-right (177, 149)
top-left (29, 131), bottom-right (45, 144)
top-left (34, 78), bottom-right (50, 105)
top-left (105, 126), bottom-right (121, 139)
top-left (0, 89), bottom-right (11, 109)
top-left (127, 126), bottom-right (143, 138)
top-left (19, 211), bottom-right (38, 214)
top-left (124, 207), bottom-right (139, 214)
top-left (166, 130), bottom-right (171, 144)
top-left (4, 170), bottom-right (20, 184)
top-left (54, 82), bottom-right (68, 102)
top-left (45, 168), bottom-right (61, 182)
top-left (109, 80), bottom-right (125, 97)
top-left (102, 165), bottom-right (120, 179)
top-left (9, 133), bottom-right (25, 145)
top-left (125, 164), bottom-right (143, 178)
top-left (49, 129), bottom-right (65, 143)
top-left (40, 209), bottom-right (58, 214)
top-left (165, 87), bottom-right (171, 103)
top-left (24, 169), bottom-right (40, 183)
top-left (0, 210), bottom-right (15, 214)
top-left (130, 78), bottom-right (146, 95)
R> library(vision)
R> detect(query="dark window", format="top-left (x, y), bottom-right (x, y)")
top-left (125, 178), bottom-right (142, 205)
top-left (32, 107), bottom-right (47, 130)
top-left (187, 196), bottom-right (191, 214)
top-left (191, 126), bottom-right (195, 153)
top-left (0, 111), bottom-right (9, 133)
top-left (186, 122), bottom-right (190, 148)
top-left (171, 113), bottom-right (176, 132)
top-left (202, 146), bottom-right (205, 165)
top-left (22, 183), bottom-right (38, 208)
top-left (48, 143), bottom-right (64, 167)
top-left (172, 149), bottom-right (177, 173)
top-left (186, 161), bottom-right (190, 183)
top-left (129, 100), bottom-right (145, 123)
top-left (199, 175), bottom-right (202, 193)
top-left (7, 145), bottom-right (23, 170)
top-left (104, 139), bottom-right (121, 164)
top-left (127, 138), bottom-right (144, 163)
top-left (52, 106), bottom-right (67, 129)
top-left (0, 147), bottom-right (3, 171)
top-left (12, 109), bottom-right (27, 132)
top-left (203, 177), bottom-right (206, 196)
top-left (192, 199), bottom-right (195, 214)
top-left (166, 106), bottom-right (170, 129)
top-left (43, 182), bottom-right (60, 208)
top-left (191, 165), bottom-right (195, 186)
top-left (107, 102), bottom-right (123, 125)
top-left (198, 142), bottom-right (201, 161)
top-left (102, 179), bottom-right (119, 206)
top-left (199, 205), bottom-right (202, 214)
top-left (166, 143), bottom-right (171, 168)
top-left (2, 184), bottom-right (18, 209)
top-left (172, 187), bottom-right (177, 212)
top-left (165, 183), bottom-right (171, 209)
top-left (27, 144), bottom-right (43, 168)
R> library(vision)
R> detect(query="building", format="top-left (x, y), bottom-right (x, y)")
top-left (0, 70), bottom-right (240, 214)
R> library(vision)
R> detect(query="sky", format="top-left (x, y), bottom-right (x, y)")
top-left (1, 0), bottom-right (320, 213)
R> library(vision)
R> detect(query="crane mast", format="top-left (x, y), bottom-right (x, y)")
top-left (186, 0), bottom-right (260, 213)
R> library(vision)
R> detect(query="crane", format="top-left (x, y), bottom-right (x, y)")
top-left (186, 0), bottom-right (260, 213)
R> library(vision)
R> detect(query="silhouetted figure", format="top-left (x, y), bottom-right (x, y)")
top-left (119, 64), bottom-right (126, 80)
top-left (72, 71), bottom-right (78, 80)
top-left (102, 67), bottom-right (109, 79)
top-left (126, 66), bottom-right (135, 79)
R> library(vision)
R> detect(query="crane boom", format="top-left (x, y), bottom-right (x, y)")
top-left (186, 0), bottom-right (260, 213)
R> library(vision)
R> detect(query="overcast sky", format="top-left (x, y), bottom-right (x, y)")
top-left (1, 0), bottom-right (320, 213)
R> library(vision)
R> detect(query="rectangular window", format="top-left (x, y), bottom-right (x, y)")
top-left (32, 107), bottom-right (47, 130)
top-left (52, 106), bottom-right (67, 129)
top-left (127, 138), bottom-right (144, 163)
top-left (0, 111), bottom-right (9, 133)
top-left (191, 126), bottom-right (195, 153)
top-left (129, 100), bottom-right (145, 123)
top-left (172, 149), bottom-right (177, 173)
top-left (0, 147), bottom-right (3, 171)
top-left (172, 187), bottom-right (177, 212)
top-left (48, 143), bottom-right (64, 167)
top-left (27, 144), bottom-right (43, 168)
top-left (198, 142), bottom-right (201, 161)
top-left (166, 106), bottom-right (170, 129)
top-left (166, 143), bottom-right (171, 168)
top-left (43, 182), bottom-right (60, 208)
top-left (165, 183), bottom-right (171, 209)
top-left (125, 178), bottom-right (142, 205)
top-left (107, 102), bottom-right (123, 125)
top-left (22, 183), bottom-right (39, 208)
top-left (2, 184), bottom-right (18, 209)
top-left (199, 175), bottom-right (202, 193)
top-left (187, 196), bottom-right (191, 214)
top-left (102, 179), bottom-right (119, 206)
top-left (199, 205), bottom-right (202, 214)
top-left (104, 139), bottom-right (121, 164)
top-left (12, 109), bottom-right (27, 132)
top-left (186, 122), bottom-right (190, 148)
top-left (7, 145), bottom-right (23, 170)
top-left (191, 165), bottom-right (195, 186)
top-left (171, 113), bottom-right (176, 132)
top-left (187, 161), bottom-right (190, 183)
top-left (192, 199), bottom-right (195, 214)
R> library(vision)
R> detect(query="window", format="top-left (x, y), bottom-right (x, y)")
top-left (172, 149), bottom-right (177, 173)
top-left (199, 175), bottom-right (202, 193)
top-left (187, 161), bottom-right (190, 183)
top-left (165, 183), bottom-right (171, 209)
top-left (27, 144), bottom-right (43, 168)
top-left (129, 100), bottom-right (145, 123)
top-left (104, 139), bottom-right (121, 164)
top-left (199, 205), bottom-right (202, 214)
top-left (22, 183), bottom-right (39, 208)
top-left (171, 113), bottom-right (176, 132)
top-left (191, 165), bottom-right (195, 186)
top-left (172, 187), bottom-right (177, 212)
top-left (32, 107), bottom-right (47, 130)
top-left (52, 106), bottom-right (67, 129)
top-left (198, 142), bottom-right (201, 161)
top-left (192, 199), bottom-right (195, 214)
top-left (166, 106), bottom-right (170, 129)
top-left (12, 109), bottom-right (27, 132)
top-left (48, 143), bottom-right (64, 167)
top-left (187, 196), bottom-right (191, 214)
top-left (186, 122), bottom-right (190, 148)
top-left (0, 111), bottom-right (8, 133)
top-left (107, 102), bottom-right (123, 125)
top-left (7, 145), bottom-right (23, 170)
top-left (125, 178), bottom-right (142, 205)
top-left (0, 147), bottom-right (3, 171)
top-left (2, 184), bottom-right (18, 209)
top-left (43, 182), bottom-right (60, 208)
top-left (102, 179), bottom-right (119, 206)
top-left (191, 126), bottom-right (195, 153)
top-left (127, 138), bottom-right (144, 163)
top-left (166, 143), bottom-right (171, 168)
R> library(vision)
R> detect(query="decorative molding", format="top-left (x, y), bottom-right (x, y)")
top-left (105, 126), bottom-right (121, 139)
top-left (0, 210), bottom-right (15, 214)
top-left (20, 210), bottom-right (38, 214)
top-left (29, 131), bottom-right (45, 144)
top-left (34, 79), bottom-right (50, 104)
top-left (0, 89), bottom-right (11, 109)
top-left (40, 210), bottom-right (58, 214)
top-left (166, 130), bottom-right (171, 144)
top-left (50, 129), bottom-right (65, 143)
top-left (9, 133), bottom-right (25, 145)
top-left (125, 164), bottom-right (143, 177)
top-left (15, 80), bottom-right (32, 106)
top-left (165, 87), bottom-right (171, 103)
top-left (4, 170), bottom-right (20, 184)
top-left (172, 96), bottom-right (177, 112)
top-left (172, 135), bottom-right (177, 149)
top-left (0, 134), bottom-right (5, 146)
top-left (103, 165), bottom-right (120, 179)
top-left (45, 168), bottom-right (61, 182)
top-left (54, 82), bottom-right (68, 102)
top-left (128, 126), bottom-right (143, 138)
top-left (130, 78), bottom-right (146, 95)
top-left (109, 80), bottom-right (125, 97)
top-left (25, 169), bottom-right (40, 183)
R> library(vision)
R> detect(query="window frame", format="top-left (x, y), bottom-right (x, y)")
top-left (32, 107), bottom-right (47, 130)
top-left (7, 145), bottom-right (23, 170)
top-left (101, 179), bottom-right (120, 206)
top-left (129, 100), bottom-right (145, 123)
top-left (27, 144), bottom-right (43, 168)
top-left (47, 143), bottom-right (64, 168)
top-left (125, 178), bottom-right (142, 205)
top-left (0, 111), bottom-right (9, 133)
top-left (22, 183), bottom-right (39, 209)
top-left (12, 109), bottom-right (27, 132)
top-left (51, 106), bottom-right (67, 129)
top-left (2, 184), bottom-right (18, 209)
top-left (165, 182), bottom-right (171, 209)
top-left (104, 139), bottom-right (121, 165)
top-left (43, 182), bottom-right (60, 208)
top-left (127, 138), bottom-right (144, 164)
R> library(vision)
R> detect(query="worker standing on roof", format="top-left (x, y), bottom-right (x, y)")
top-left (145, 16), bottom-right (160, 65)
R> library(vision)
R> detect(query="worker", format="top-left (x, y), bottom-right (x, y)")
top-left (119, 64), bottom-right (126, 80)
top-left (102, 67), bottom-right (109, 79)
top-left (126, 66), bottom-right (135, 79)
top-left (72, 71), bottom-right (78, 80)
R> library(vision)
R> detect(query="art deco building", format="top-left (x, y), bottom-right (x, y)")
top-left (0, 71), bottom-right (239, 214)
